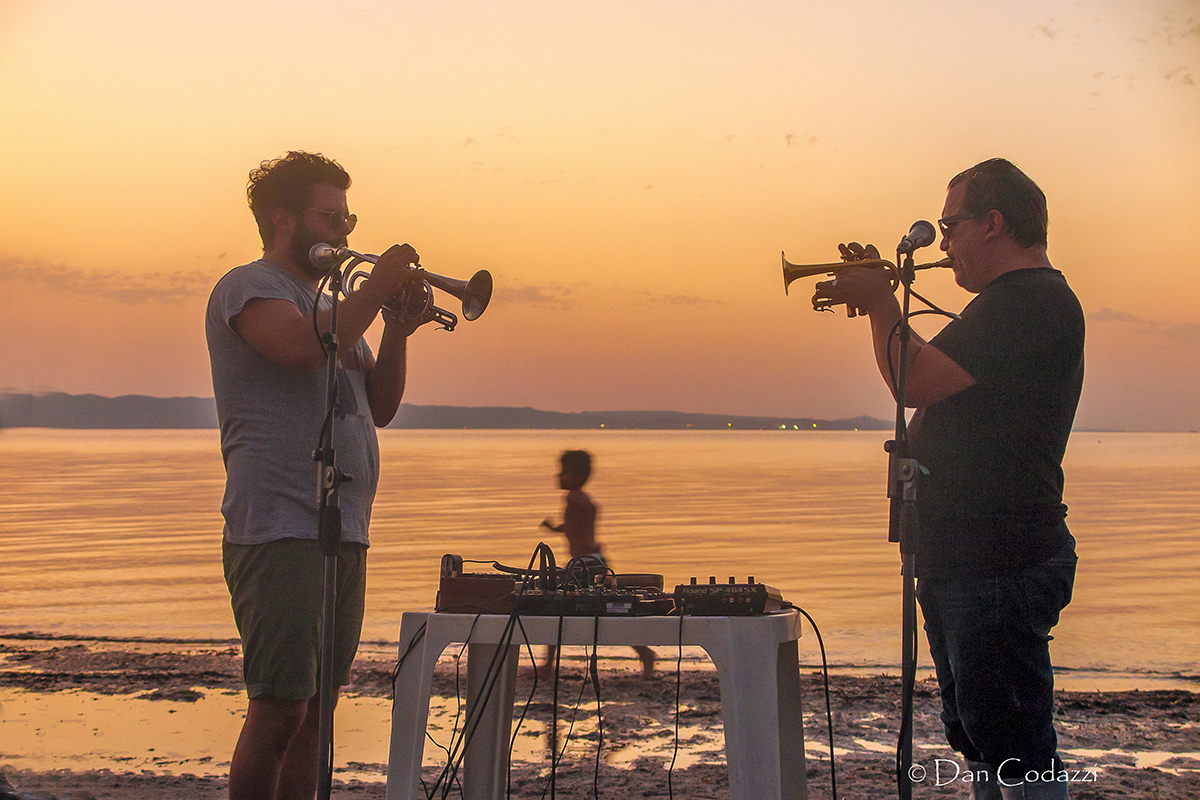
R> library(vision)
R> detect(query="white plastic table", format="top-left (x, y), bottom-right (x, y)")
top-left (385, 609), bottom-right (808, 800)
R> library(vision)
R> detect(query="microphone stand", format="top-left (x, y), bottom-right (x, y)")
top-left (315, 262), bottom-right (351, 800)
top-left (885, 245), bottom-right (921, 800)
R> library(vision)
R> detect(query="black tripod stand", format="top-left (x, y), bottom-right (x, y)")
top-left (882, 229), bottom-right (958, 799)
top-left (885, 245), bottom-right (922, 800)
top-left (313, 260), bottom-right (350, 800)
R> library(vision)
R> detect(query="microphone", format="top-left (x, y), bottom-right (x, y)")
top-left (897, 220), bottom-right (936, 255)
top-left (309, 243), bottom-right (350, 271)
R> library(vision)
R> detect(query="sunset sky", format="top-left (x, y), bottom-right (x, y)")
top-left (1, 0), bottom-right (1197, 431)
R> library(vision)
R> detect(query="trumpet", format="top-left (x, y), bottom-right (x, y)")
top-left (782, 251), bottom-right (951, 312)
top-left (310, 244), bottom-right (493, 331)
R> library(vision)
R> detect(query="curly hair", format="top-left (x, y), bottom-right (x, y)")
top-left (247, 151), bottom-right (351, 248)
top-left (948, 158), bottom-right (1047, 249)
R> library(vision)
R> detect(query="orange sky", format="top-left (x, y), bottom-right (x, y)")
top-left (1, 0), bottom-right (1198, 430)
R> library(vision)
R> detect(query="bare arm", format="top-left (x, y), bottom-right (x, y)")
top-left (363, 316), bottom-right (411, 427)
top-left (856, 285), bottom-right (976, 407)
top-left (812, 253), bottom-right (975, 408)
top-left (231, 244), bottom-right (420, 374)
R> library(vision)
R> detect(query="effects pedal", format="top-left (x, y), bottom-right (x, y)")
top-left (435, 553), bottom-right (518, 613)
top-left (515, 587), bottom-right (675, 617)
top-left (674, 576), bottom-right (785, 616)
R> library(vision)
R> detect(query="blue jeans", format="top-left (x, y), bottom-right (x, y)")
top-left (916, 531), bottom-right (1076, 784)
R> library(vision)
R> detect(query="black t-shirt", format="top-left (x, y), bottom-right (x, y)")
top-left (910, 267), bottom-right (1085, 580)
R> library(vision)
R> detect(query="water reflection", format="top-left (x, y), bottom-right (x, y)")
top-left (1, 429), bottom-right (1198, 682)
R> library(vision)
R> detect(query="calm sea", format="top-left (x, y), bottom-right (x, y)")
top-left (2, 428), bottom-right (1197, 690)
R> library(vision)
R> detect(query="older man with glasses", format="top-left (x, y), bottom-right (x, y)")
top-left (814, 159), bottom-right (1084, 800)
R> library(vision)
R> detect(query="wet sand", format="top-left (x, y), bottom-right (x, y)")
top-left (1, 637), bottom-right (1198, 799)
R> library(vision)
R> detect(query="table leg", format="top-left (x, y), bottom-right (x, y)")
top-left (387, 617), bottom-right (445, 800)
top-left (711, 633), bottom-right (808, 800)
top-left (462, 642), bottom-right (520, 800)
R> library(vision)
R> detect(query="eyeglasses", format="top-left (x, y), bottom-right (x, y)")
top-left (307, 208), bottom-right (358, 232)
top-left (937, 212), bottom-right (983, 237)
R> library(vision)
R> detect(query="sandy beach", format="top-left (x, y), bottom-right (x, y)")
top-left (1, 636), bottom-right (1197, 799)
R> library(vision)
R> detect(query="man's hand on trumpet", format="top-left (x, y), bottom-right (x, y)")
top-left (360, 243), bottom-right (421, 307)
top-left (812, 242), bottom-right (896, 318)
top-left (369, 244), bottom-right (428, 337)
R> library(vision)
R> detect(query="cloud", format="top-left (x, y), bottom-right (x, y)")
top-left (1090, 308), bottom-right (1142, 324)
top-left (636, 290), bottom-right (724, 307)
top-left (487, 281), bottom-right (718, 311)
top-left (0, 254), bottom-right (211, 305)
top-left (493, 281), bottom-right (573, 309)
top-left (1090, 307), bottom-right (1200, 345)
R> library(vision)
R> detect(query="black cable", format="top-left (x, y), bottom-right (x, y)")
top-left (540, 640), bottom-right (593, 800)
top-left (389, 621), bottom-right (429, 701)
top-left (884, 308), bottom-right (958, 392)
top-left (895, 611), bottom-right (920, 799)
top-left (424, 543), bottom-right (611, 799)
top-left (436, 612), bottom-right (517, 797)
top-left (311, 268), bottom-right (340, 454)
top-left (436, 543), bottom-right (557, 797)
top-left (909, 286), bottom-right (959, 322)
top-left (507, 616), bottom-right (539, 800)
top-left (546, 614), bottom-right (565, 800)
top-left (448, 616), bottom-right (484, 797)
top-left (421, 616), bottom-right (481, 800)
top-left (881, 251), bottom-right (960, 395)
top-left (387, 624), bottom-right (443, 800)
top-left (432, 545), bottom-right (546, 798)
top-left (785, 602), bottom-right (839, 800)
top-left (667, 613), bottom-right (684, 800)
top-left (589, 615), bottom-right (603, 800)
top-left (312, 267), bottom-right (333, 345)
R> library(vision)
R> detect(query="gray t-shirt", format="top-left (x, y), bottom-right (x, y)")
top-left (205, 259), bottom-right (379, 546)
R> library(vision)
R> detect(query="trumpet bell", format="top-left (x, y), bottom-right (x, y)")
top-left (422, 268), bottom-right (492, 322)
top-left (782, 252), bottom-right (844, 295)
top-left (460, 270), bottom-right (492, 321)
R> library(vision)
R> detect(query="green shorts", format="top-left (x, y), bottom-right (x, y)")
top-left (222, 537), bottom-right (367, 701)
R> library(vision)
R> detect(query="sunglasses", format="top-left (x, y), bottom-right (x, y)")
top-left (307, 208), bottom-right (358, 233)
top-left (937, 212), bottom-right (983, 237)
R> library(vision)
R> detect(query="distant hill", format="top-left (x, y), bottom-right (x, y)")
top-left (392, 404), bottom-right (890, 431)
top-left (0, 392), bottom-right (219, 429)
top-left (0, 392), bottom-right (890, 431)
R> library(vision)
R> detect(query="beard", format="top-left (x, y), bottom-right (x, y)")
top-left (289, 219), bottom-right (347, 281)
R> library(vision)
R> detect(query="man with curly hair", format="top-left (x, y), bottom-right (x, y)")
top-left (206, 151), bottom-right (419, 800)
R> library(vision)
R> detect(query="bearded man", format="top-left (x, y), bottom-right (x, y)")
top-left (206, 151), bottom-right (418, 800)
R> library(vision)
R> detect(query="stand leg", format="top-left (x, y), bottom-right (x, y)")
top-left (900, 549), bottom-right (917, 800)
top-left (316, 552), bottom-right (338, 800)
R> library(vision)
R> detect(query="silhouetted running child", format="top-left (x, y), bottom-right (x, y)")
top-left (539, 449), bottom-right (656, 680)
